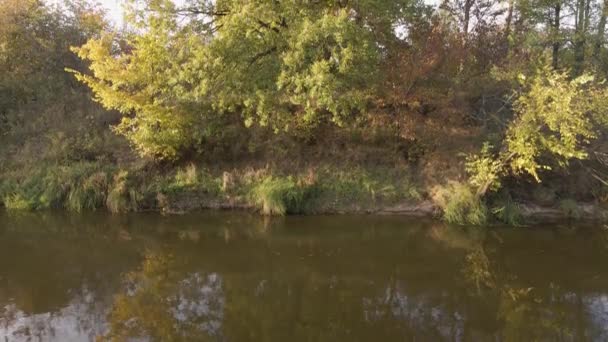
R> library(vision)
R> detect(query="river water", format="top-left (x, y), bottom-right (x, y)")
top-left (0, 211), bottom-right (607, 341)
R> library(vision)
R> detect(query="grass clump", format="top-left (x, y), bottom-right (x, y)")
top-left (250, 176), bottom-right (314, 215)
top-left (66, 171), bottom-right (109, 212)
top-left (434, 182), bottom-right (488, 225)
top-left (3, 164), bottom-right (83, 211)
top-left (491, 192), bottom-right (523, 226)
top-left (159, 164), bottom-right (222, 196)
top-left (106, 171), bottom-right (141, 213)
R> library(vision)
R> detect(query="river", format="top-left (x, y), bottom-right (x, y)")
top-left (0, 211), bottom-right (607, 341)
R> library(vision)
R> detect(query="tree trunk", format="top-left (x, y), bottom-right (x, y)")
top-left (573, 0), bottom-right (589, 75)
top-left (505, 0), bottom-right (514, 49)
top-left (594, 0), bottom-right (608, 59)
top-left (552, 3), bottom-right (561, 69)
top-left (463, 0), bottom-right (474, 44)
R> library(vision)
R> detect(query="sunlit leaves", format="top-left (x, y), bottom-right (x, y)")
top-left (72, 0), bottom-right (411, 159)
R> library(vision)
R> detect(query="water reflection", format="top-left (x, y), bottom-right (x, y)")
top-left (0, 212), bottom-right (607, 341)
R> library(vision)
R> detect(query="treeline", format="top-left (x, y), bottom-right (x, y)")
top-left (1, 0), bottom-right (607, 222)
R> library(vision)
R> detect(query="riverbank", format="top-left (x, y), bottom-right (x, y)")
top-left (1, 160), bottom-right (606, 225)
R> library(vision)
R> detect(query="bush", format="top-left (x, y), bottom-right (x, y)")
top-left (250, 176), bottom-right (314, 215)
top-left (434, 182), bottom-right (488, 225)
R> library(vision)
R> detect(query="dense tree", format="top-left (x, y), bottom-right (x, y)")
top-left (0, 0), bottom-right (115, 163)
top-left (72, 0), bottom-right (428, 159)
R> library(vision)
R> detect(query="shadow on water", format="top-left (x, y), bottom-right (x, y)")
top-left (0, 211), bottom-right (607, 341)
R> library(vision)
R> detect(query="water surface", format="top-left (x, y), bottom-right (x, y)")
top-left (0, 212), bottom-right (607, 341)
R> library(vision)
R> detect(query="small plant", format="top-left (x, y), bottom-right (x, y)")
top-left (433, 182), bottom-right (488, 225)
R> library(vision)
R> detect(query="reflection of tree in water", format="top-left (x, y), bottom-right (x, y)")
top-left (103, 251), bottom-right (225, 341)
top-left (432, 224), bottom-right (608, 341)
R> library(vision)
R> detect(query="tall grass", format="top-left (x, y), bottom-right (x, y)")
top-left (106, 171), bottom-right (141, 213)
top-left (313, 167), bottom-right (421, 209)
top-left (491, 192), bottom-right (523, 226)
top-left (433, 182), bottom-right (488, 225)
top-left (66, 171), bottom-right (109, 212)
top-left (1, 163), bottom-right (96, 211)
top-left (250, 176), bottom-right (313, 215)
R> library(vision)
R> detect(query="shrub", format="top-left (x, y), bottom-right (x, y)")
top-left (433, 182), bottom-right (488, 225)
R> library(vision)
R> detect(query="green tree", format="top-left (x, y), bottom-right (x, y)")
top-left (72, 0), bottom-right (424, 159)
top-left (467, 66), bottom-right (608, 196)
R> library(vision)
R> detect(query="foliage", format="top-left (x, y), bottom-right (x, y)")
top-left (468, 67), bottom-right (608, 197)
top-left (506, 69), bottom-right (601, 181)
top-left (70, 0), bottom-right (423, 159)
top-left (466, 142), bottom-right (504, 194)
top-left (433, 182), bottom-right (489, 225)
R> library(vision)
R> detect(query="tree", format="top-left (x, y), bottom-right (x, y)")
top-left (467, 66), bottom-right (608, 196)
top-left (72, 0), bottom-right (424, 159)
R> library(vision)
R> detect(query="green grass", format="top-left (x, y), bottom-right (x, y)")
top-left (106, 171), bottom-right (141, 214)
top-left (313, 167), bottom-right (421, 209)
top-left (66, 171), bottom-right (109, 212)
top-left (249, 176), bottom-right (314, 215)
top-left (0, 163), bottom-right (424, 216)
top-left (491, 193), bottom-right (523, 226)
top-left (434, 182), bottom-right (488, 225)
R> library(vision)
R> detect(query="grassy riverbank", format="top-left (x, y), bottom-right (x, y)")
top-left (1, 156), bottom-right (606, 225)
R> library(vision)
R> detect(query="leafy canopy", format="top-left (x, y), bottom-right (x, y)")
top-left (467, 66), bottom-right (608, 195)
top-left (72, 0), bottom-right (419, 159)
